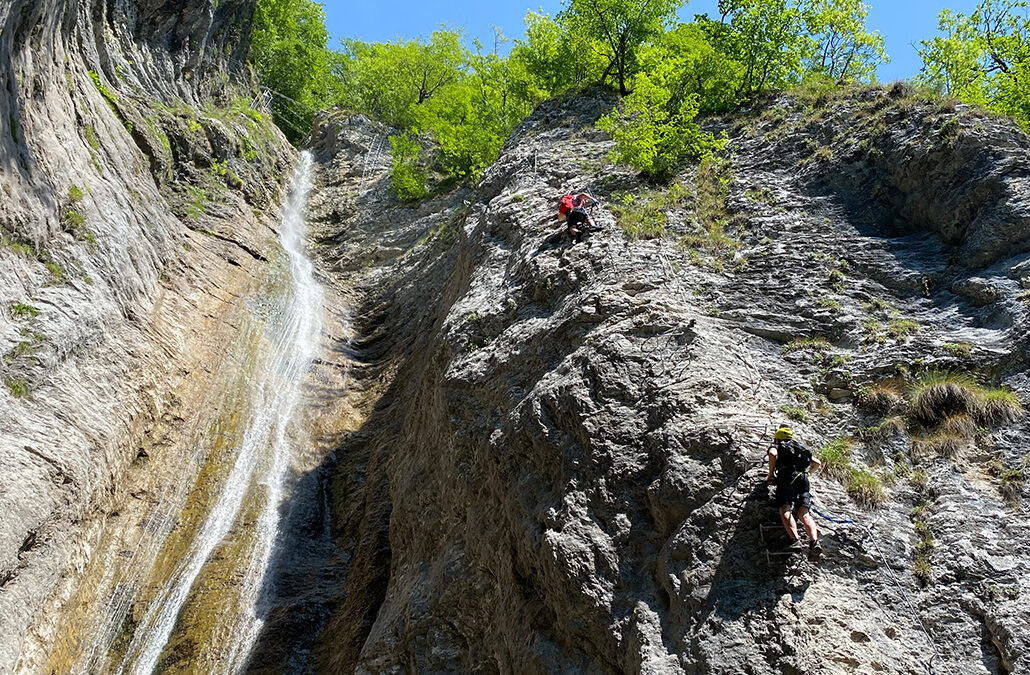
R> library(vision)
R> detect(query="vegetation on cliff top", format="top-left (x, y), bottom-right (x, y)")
top-left (250, 0), bottom-right (1029, 184)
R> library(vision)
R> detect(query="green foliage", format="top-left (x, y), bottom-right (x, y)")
top-left (337, 30), bottom-right (467, 128)
top-left (89, 70), bottom-right (118, 107)
top-left (251, 0), bottom-right (332, 142)
top-left (908, 370), bottom-right (1024, 426)
top-left (2, 237), bottom-right (35, 257)
top-left (4, 377), bottom-right (30, 398)
top-left (828, 267), bottom-right (846, 292)
top-left (609, 191), bottom-right (669, 240)
top-left (63, 209), bottom-right (85, 229)
top-left (913, 430), bottom-right (967, 460)
top-left (917, 1), bottom-right (1030, 127)
top-left (82, 124), bottom-right (98, 150)
top-left (818, 437), bottom-right (853, 479)
top-left (599, 74), bottom-right (724, 180)
top-left (910, 502), bottom-right (934, 586)
top-left (856, 416), bottom-right (906, 441)
top-left (12, 302), bottom-right (40, 318)
top-left (803, 0), bottom-right (888, 81)
top-left (558, 0), bottom-right (682, 95)
top-left (846, 467), bottom-right (887, 506)
top-left (855, 380), bottom-right (904, 413)
top-left (779, 404), bottom-right (809, 422)
top-left (887, 318), bottom-right (920, 341)
top-left (509, 11), bottom-right (604, 97)
top-left (943, 342), bottom-right (973, 357)
top-left (711, 0), bottom-right (811, 95)
top-left (416, 38), bottom-right (535, 179)
top-left (980, 387), bottom-right (1025, 424)
top-left (782, 336), bottom-right (831, 354)
top-left (68, 185), bottom-right (84, 203)
top-left (389, 133), bottom-right (427, 200)
top-left (45, 261), bottom-right (66, 283)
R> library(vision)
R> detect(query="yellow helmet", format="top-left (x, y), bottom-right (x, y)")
top-left (774, 426), bottom-right (793, 441)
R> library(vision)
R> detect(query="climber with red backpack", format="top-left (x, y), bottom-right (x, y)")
top-left (558, 191), bottom-right (602, 243)
top-left (767, 424), bottom-right (823, 560)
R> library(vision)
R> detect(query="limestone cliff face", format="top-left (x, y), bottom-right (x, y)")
top-left (303, 89), bottom-right (1030, 674)
top-left (0, 0), bottom-right (294, 669)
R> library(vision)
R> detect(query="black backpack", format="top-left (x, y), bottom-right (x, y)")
top-left (776, 439), bottom-right (813, 480)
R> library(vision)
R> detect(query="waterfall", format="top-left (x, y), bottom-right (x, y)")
top-left (109, 151), bottom-right (324, 674)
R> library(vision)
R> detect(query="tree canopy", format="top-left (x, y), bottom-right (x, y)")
top-left (558, 0), bottom-right (683, 95)
top-left (248, 0), bottom-right (1030, 187)
top-left (918, 0), bottom-right (1030, 124)
top-left (250, 0), bottom-right (332, 142)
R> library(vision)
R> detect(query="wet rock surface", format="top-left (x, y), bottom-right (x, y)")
top-left (0, 0), bottom-right (295, 670)
top-left (304, 87), bottom-right (1030, 674)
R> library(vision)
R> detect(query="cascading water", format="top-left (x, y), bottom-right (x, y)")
top-left (64, 152), bottom-right (325, 674)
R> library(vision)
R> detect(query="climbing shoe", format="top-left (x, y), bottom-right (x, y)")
top-left (785, 539), bottom-right (804, 553)
top-left (808, 539), bottom-right (823, 561)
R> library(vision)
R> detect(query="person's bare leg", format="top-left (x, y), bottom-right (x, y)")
top-left (779, 505), bottom-right (800, 540)
top-left (797, 506), bottom-right (818, 541)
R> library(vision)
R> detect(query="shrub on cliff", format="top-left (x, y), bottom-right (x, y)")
top-left (389, 133), bottom-right (427, 200)
top-left (597, 75), bottom-right (724, 180)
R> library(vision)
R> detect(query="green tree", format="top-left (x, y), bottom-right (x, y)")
top-left (251, 0), bottom-right (332, 142)
top-left (713, 0), bottom-right (811, 96)
top-left (558, 0), bottom-right (683, 95)
top-left (597, 71), bottom-right (724, 179)
top-left (509, 10), bottom-right (606, 99)
top-left (414, 33), bottom-right (536, 178)
top-left (638, 23), bottom-right (745, 113)
top-left (918, 0), bottom-right (1030, 124)
top-left (337, 30), bottom-right (468, 127)
top-left (804, 0), bottom-right (887, 81)
top-left (390, 133), bottom-right (428, 199)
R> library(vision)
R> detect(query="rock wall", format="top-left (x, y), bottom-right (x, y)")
top-left (304, 88), bottom-right (1030, 674)
top-left (0, 0), bottom-right (295, 669)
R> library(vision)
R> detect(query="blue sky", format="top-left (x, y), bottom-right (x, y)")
top-left (323, 1), bottom-right (983, 82)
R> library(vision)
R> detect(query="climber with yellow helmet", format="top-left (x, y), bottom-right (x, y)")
top-left (767, 424), bottom-right (823, 560)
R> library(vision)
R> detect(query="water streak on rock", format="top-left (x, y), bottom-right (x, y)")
top-left (116, 151), bottom-right (323, 675)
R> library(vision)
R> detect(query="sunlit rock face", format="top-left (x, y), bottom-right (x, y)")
top-left (302, 89), bottom-right (1030, 674)
top-left (2, 0), bottom-right (1029, 669)
top-left (0, 0), bottom-right (301, 670)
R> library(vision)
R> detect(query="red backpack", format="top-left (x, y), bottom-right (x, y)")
top-left (559, 194), bottom-right (576, 215)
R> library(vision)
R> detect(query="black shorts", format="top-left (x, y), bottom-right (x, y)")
top-left (567, 207), bottom-right (589, 228)
top-left (775, 474), bottom-right (812, 510)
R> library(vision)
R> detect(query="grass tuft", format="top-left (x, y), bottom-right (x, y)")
top-left (4, 377), bottom-right (30, 398)
top-left (942, 342), bottom-right (972, 357)
top-left (887, 318), bottom-right (920, 341)
top-left (856, 416), bottom-right (906, 441)
top-left (913, 431), bottom-right (967, 460)
top-left (779, 405), bottom-right (809, 422)
top-left (979, 388), bottom-right (1024, 425)
top-left (938, 413), bottom-right (977, 438)
top-left (855, 381), bottom-right (905, 413)
top-left (846, 467), bottom-right (888, 507)
top-left (908, 371), bottom-right (981, 425)
top-left (12, 302), bottom-right (40, 318)
top-left (818, 437), bottom-right (853, 480)
top-left (782, 336), bottom-right (831, 354)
